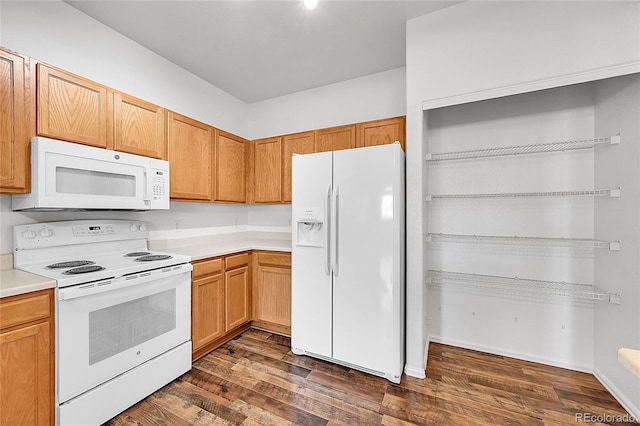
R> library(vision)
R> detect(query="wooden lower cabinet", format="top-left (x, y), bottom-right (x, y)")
top-left (0, 289), bottom-right (54, 426)
top-left (191, 252), bottom-right (251, 361)
top-left (252, 251), bottom-right (292, 336)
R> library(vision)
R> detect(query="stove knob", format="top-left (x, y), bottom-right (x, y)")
top-left (39, 228), bottom-right (53, 238)
top-left (129, 224), bottom-right (139, 232)
top-left (22, 230), bottom-right (37, 239)
top-left (138, 224), bottom-right (147, 232)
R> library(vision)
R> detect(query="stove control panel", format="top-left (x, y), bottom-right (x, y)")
top-left (73, 224), bottom-right (116, 237)
top-left (14, 220), bottom-right (150, 251)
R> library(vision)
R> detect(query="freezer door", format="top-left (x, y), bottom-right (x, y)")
top-left (291, 151), bottom-right (333, 358)
top-left (332, 144), bottom-right (405, 377)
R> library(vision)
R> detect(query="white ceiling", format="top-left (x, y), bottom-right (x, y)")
top-left (65, 0), bottom-right (458, 103)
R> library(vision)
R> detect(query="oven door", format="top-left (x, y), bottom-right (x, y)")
top-left (57, 265), bottom-right (191, 404)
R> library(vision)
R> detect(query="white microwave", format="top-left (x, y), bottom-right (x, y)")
top-left (12, 137), bottom-right (170, 211)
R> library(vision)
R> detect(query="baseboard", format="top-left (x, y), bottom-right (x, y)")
top-left (593, 368), bottom-right (640, 420)
top-left (430, 335), bottom-right (593, 373)
top-left (404, 365), bottom-right (426, 379)
top-left (250, 320), bottom-right (291, 337)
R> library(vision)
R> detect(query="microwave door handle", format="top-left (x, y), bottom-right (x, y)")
top-left (143, 169), bottom-right (152, 202)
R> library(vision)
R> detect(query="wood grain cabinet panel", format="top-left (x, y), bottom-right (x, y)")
top-left (253, 137), bottom-right (282, 203)
top-left (37, 64), bottom-right (111, 148)
top-left (0, 49), bottom-right (31, 194)
top-left (167, 111), bottom-right (214, 201)
top-left (114, 92), bottom-right (166, 159)
top-left (356, 116), bottom-right (405, 151)
top-left (225, 264), bottom-right (250, 331)
top-left (282, 131), bottom-right (314, 203)
top-left (215, 130), bottom-right (247, 202)
top-left (252, 251), bottom-right (292, 336)
top-left (191, 273), bottom-right (225, 352)
top-left (314, 124), bottom-right (356, 153)
top-left (0, 289), bottom-right (54, 426)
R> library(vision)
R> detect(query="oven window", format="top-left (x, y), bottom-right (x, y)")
top-left (88, 289), bottom-right (176, 365)
top-left (56, 167), bottom-right (136, 197)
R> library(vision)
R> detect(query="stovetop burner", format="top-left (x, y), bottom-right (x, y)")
top-left (47, 260), bottom-right (95, 269)
top-left (134, 254), bottom-right (172, 262)
top-left (62, 265), bottom-right (106, 275)
top-left (124, 252), bottom-right (151, 257)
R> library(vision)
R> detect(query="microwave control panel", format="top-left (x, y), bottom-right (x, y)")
top-left (152, 169), bottom-right (167, 200)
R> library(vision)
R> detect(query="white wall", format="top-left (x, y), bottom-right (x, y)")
top-left (247, 67), bottom-right (406, 140)
top-left (594, 74), bottom-right (640, 419)
top-left (406, 0), bottom-right (640, 379)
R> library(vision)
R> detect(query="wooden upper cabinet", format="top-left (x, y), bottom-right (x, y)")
top-left (0, 49), bottom-right (31, 194)
top-left (356, 116), bottom-right (406, 151)
top-left (314, 124), bottom-right (356, 152)
top-left (282, 131), bottom-right (314, 203)
top-left (37, 64), bottom-right (112, 148)
top-left (215, 130), bottom-right (247, 203)
top-left (253, 137), bottom-right (282, 203)
top-left (167, 111), bottom-right (213, 201)
top-left (114, 92), bottom-right (166, 159)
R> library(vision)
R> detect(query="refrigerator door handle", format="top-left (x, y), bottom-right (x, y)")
top-left (332, 185), bottom-right (339, 277)
top-left (324, 184), bottom-right (332, 276)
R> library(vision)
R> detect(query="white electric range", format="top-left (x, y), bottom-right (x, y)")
top-left (13, 220), bottom-right (193, 426)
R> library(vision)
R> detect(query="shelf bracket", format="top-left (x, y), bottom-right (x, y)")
top-left (610, 134), bottom-right (621, 145)
top-left (610, 188), bottom-right (622, 198)
top-left (609, 241), bottom-right (621, 251)
top-left (609, 294), bottom-right (622, 305)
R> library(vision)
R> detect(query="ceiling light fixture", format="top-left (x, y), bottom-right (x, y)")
top-left (304, 0), bottom-right (319, 11)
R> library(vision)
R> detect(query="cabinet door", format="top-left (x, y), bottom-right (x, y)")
top-left (314, 125), bottom-right (356, 153)
top-left (37, 64), bottom-right (111, 148)
top-left (0, 49), bottom-right (30, 194)
top-left (114, 92), bottom-right (166, 159)
top-left (215, 130), bottom-right (247, 202)
top-left (356, 116), bottom-right (405, 151)
top-left (191, 273), bottom-right (225, 351)
top-left (253, 137), bottom-right (282, 203)
top-left (253, 252), bottom-right (291, 332)
top-left (225, 266), bottom-right (250, 331)
top-left (167, 111), bottom-right (213, 201)
top-left (282, 131), bottom-right (314, 203)
top-left (0, 290), bottom-right (53, 426)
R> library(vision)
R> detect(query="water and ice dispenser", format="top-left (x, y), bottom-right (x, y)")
top-left (295, 208), bottom-right (324, 247)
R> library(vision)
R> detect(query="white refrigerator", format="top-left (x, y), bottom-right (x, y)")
top-left (291, 143), bottom-right (405, 384)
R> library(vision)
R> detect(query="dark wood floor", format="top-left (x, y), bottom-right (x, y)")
top-left (105, 329), bottom-right (633, 425)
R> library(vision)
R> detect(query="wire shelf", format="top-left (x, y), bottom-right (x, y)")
top-left (426, 233), bottom-right (620, 250)
top-left (427, 270), bottom-right (619, 303)
top-left (425, 135), bottom-right (620, 162)
top-left (426, 188), bottom-right (621, 201)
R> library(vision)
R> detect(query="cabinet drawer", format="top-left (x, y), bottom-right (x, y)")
top-left (0, 290), bottom-right (52, 330)
top-left (192, 258), bottom-right (223, 278)
top-left (225, 253), bottom-right (249, 270)
top-left (257, 252), bottom-right (291, 268)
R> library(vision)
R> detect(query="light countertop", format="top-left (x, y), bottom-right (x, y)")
top-left (148, 226), bottom-right (292, 261)
top-left (160, 238), bottom-right (291, 261)
top-left (618, 348), bottom-right (640, 379)
top-left (0, 254), bottom-right (56, 299)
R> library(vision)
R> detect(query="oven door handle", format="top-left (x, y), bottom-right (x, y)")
top-left (57, 263), bottom-right (193, 301)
